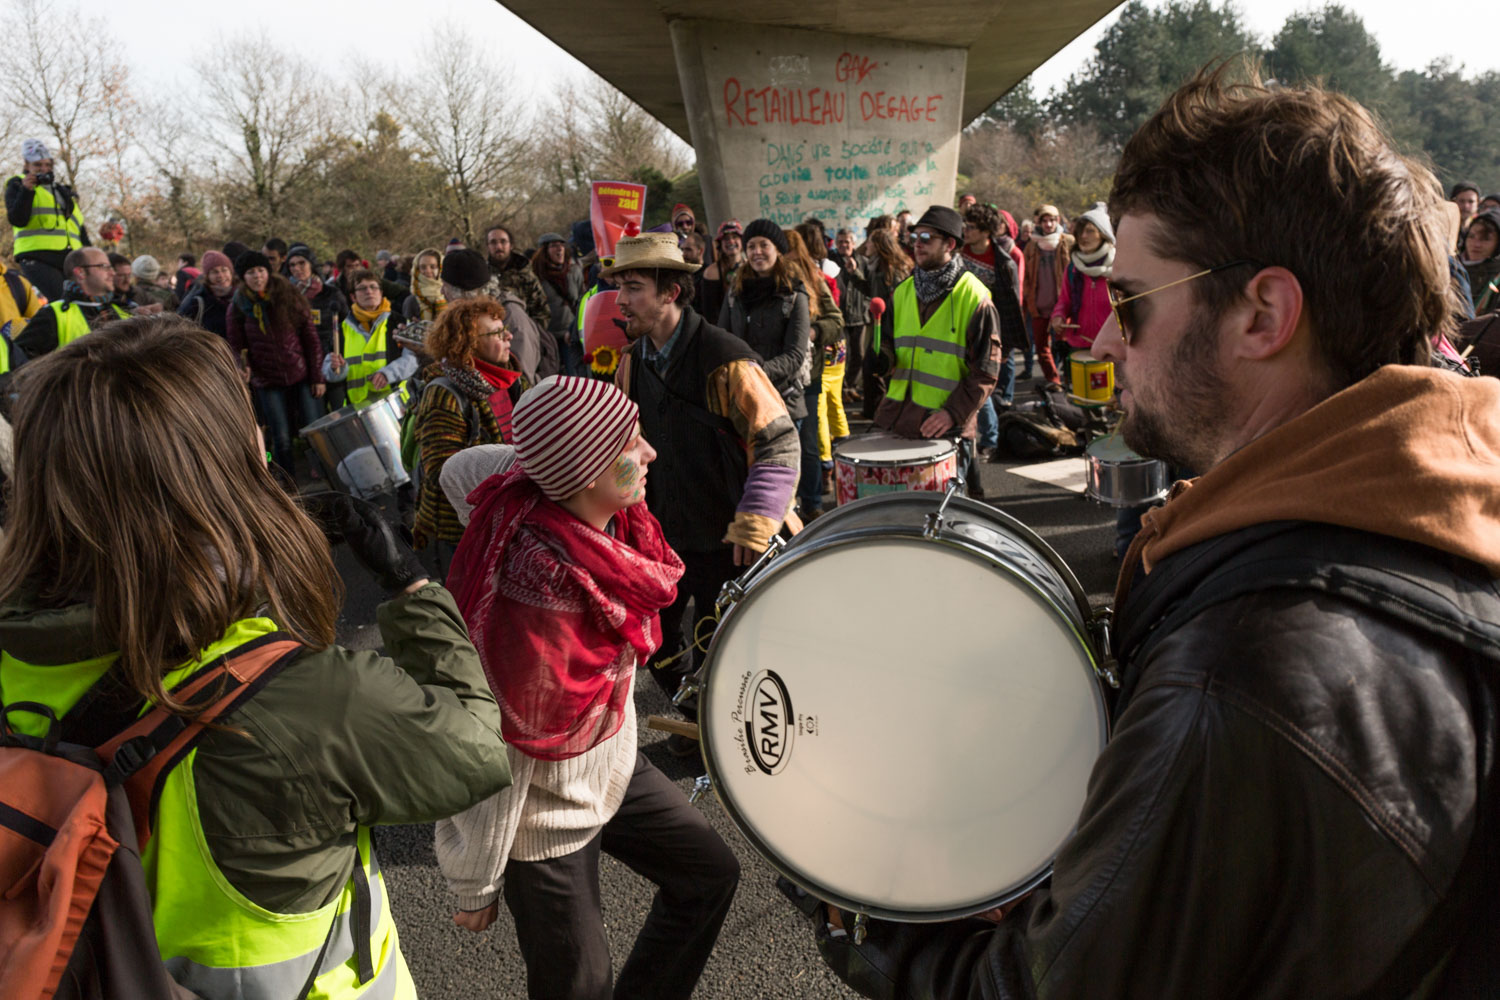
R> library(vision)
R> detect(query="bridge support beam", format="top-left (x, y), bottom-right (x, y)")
top-left (671, 18), bottom-right (966, 235)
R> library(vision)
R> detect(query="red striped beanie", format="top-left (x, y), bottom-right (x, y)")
top-left (510, 376), bottom-right (640, 500)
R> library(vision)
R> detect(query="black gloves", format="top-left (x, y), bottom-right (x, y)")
top-left (302, 492), bottom-right (428, 595)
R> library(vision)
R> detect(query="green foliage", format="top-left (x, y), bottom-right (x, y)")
top-left (1051, 0), bottom-right (1259, 149)
top-left (978, 1), bottom-right (1500, 202)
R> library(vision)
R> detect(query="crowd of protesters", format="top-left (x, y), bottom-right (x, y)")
top-left (2, 75), bottom-right (1499, 1000)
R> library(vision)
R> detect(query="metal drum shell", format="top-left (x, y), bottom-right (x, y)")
top-left (697, 492), bottom-right (1109, 923)
top-left (1083, 437), bottom-right (1168, 508)
top-left (298, 395), bottom-right (410, 498)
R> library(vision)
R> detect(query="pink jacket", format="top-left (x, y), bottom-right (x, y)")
top-left (1051, 268), bottom-right (1112, 349)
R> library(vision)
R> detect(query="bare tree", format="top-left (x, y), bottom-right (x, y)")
top-left (193, 33), bottom-right (322, 233)
top-left (95, 62), bottom-right (146, 253)
top-left (0, 0), bottom-right (114, 185)
top-left (580, 79), bottom-right (691, 182)
top-left (398, 24), bottom-right (532, 242)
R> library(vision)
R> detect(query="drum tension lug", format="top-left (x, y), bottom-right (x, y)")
top-left (1090, 610), bottom-right (1121, 689)
top-left (688, 774), bottom-right (711, 804)
top-left (923, 476), bottom-right (965, 539)
top-left (672, 672), bottom-right (702, 708)
top-left (716, 535), bottom-right (785, 612)
top-left (852, 912), bottom-right (870, 945)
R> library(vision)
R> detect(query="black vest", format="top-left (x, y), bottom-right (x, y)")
top-left (628, 307), bottom-right (760, 554)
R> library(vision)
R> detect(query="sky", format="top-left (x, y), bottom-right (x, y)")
top-left (103, 0), bottom-right (1497, 121)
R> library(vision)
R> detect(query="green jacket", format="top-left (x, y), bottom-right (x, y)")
top-left (0, 582), bottom-right (511, 913)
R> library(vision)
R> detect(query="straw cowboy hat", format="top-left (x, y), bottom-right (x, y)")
top-left (599, 232), bottom-right (701, 277)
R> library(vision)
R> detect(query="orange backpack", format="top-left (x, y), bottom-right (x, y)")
top-left (0, 637), bottom-right (302, 1000)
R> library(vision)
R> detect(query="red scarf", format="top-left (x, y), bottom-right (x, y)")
top-left (448, 467), bottom-right (685, 760)
top-left (474, 357), bottom-right (520, 440)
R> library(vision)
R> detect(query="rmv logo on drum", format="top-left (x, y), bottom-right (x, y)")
top-left (744, 670), bottom-right (795, 775)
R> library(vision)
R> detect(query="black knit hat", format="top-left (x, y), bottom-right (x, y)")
top-left (742, 218), bottom-right (790, 255)
top-left (441, 248), bottom-right (490, 291)
top-left (914, 205), bottom-right (964, 243)
top-left (234, 250), bottom-right (271, 277)
top-left (286, 242), bottom-right (315, 267)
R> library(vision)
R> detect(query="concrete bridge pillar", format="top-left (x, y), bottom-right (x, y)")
top-left (671, 19), bottom-right (966, 236)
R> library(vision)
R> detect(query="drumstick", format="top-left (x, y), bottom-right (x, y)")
top-left (1461, 344), bottom-right (1476, 359)
top-left (646, 715), bottom-right (700, 741)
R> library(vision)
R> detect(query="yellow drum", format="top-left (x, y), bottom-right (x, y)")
top-left (1069, 353), bottom-right (1114, 402)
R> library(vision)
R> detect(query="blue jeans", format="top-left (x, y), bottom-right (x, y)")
top-left (975, 356), bottom-right (1015, 451)
top-left (254, 383), bottom-right (321, 476)
top-left (796, 385), bottom-right (823, 509)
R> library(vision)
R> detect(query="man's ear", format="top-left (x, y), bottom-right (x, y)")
top-left (1232, 266), bottom-right (1304, 362)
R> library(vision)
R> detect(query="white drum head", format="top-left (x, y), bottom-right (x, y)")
top-left (834, 432), bottom-right (954, 464)
top-left (701, 537), bottom-right (1106, 918)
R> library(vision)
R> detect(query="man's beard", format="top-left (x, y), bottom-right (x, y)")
top-left (1117, 310), bottom-right (1228, 475)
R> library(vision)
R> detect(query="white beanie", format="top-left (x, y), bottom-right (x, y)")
top-left (22, 139), bottom-right (49, 163)
top-left (132, 254), bottom-right (161, 281)
top-left (511, 376), bottom-right (640, 501)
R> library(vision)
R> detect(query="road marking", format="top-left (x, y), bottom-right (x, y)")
top-left (1007, 457), bottom-right (1087, 494)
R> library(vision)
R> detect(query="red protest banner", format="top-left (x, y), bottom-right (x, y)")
top-left (590, 181), bottom-right (646, 259)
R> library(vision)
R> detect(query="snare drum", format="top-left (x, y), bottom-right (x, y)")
top-left (1084, 433), bottom-right (1168, 508)
top-left (832, 432), bottom-right (959, 507)
top-left (299, 395), bottom-right (409, 498)
top-left (696, 488), bottom-right (1112, 923)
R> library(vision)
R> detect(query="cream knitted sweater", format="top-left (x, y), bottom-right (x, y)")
top-left (435, 675), bottom-right (638, 911)
top-left (434, 442), bottom-right (642, 912)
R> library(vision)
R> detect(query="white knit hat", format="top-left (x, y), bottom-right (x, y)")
top-left (511, 376), bottom-right (640, 500)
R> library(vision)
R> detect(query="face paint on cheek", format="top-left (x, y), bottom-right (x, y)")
top-left (612, 456), bottom-right (641, 499)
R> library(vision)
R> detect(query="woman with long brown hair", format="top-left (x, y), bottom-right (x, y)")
top-left (0, 315), bottom-right (510, 999)
top-left (855, 226), bottom-right (914, 417)
top-left (412, 297), bottom-right (528, 560)
top-left (225, 249), bottom-right (325, 476)
top-left (720, 219), bottom-right (812, 425)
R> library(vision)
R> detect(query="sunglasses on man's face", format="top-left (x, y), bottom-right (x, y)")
top-left (1107, 259), bottom-right (1262, 346)
top-left (913, 231), bottom-right (944, 243)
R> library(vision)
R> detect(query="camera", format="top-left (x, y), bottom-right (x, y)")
top-left (32, 171), bottom-right (53, 186)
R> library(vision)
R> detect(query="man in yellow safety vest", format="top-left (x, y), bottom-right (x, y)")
top-left (874, 204), bottom-right (1003, 498)
top-left (14, 247), bottom-right (130, 361)
top-left (4, 139), bottom-right (88, 302)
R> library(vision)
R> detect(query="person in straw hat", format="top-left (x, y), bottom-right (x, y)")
top-left (435, 375), bottom-right (740, 1000)
top-left (604, 231), bottom-right (800, 742)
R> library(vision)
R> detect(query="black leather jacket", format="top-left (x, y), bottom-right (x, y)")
top-left (813, 522), bottom-right (1500, 999)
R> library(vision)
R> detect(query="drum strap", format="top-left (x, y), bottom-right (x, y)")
top-left (636, 352), bottom-right (740, 439)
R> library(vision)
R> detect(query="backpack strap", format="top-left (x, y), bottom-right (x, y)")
top-left (95, 635), bottom-right (303, 849)
top-left (425, 376), bottom-right (480, 446)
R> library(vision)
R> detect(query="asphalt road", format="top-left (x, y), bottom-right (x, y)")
top-left (331, 374), bottom-right (1123, 999)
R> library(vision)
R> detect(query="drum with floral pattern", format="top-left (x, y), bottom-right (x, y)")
top-left (833, 432), bottom-right (960, 506)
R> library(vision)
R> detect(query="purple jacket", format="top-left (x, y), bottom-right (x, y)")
top-left (226, 289), bottom-right (324, 389)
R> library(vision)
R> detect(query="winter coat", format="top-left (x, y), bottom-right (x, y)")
top-left (1051, 263), bottom-right (1112, 349)
top-left (720, 278), bottom-right (811, 419)
top-left (1022, 234), bottom-right (1074, 319)
top-left (226, 289), bottom-right (324, 389)
top-left (178, 281), bottom-right (233, 339)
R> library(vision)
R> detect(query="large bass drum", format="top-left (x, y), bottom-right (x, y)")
top-left (697, 489), bottom-right (1113, 923)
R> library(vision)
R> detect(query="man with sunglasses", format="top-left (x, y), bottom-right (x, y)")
top-left (872, 204), bottom-right (1002, 498)
top-left (14, 246), bottom-right (132, 360)
top-left (794, 67), bottom-right (1500, 999)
